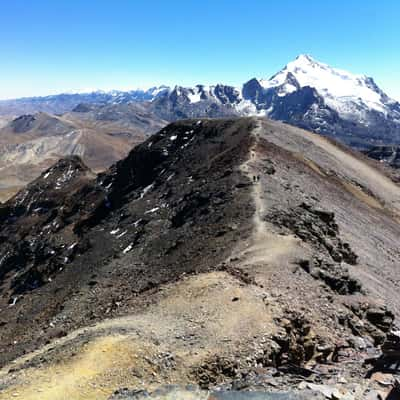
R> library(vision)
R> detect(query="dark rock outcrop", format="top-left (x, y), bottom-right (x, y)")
top-left (267, 203), bottom-right (360, 295)
top-left (9, 114), bottom-right (36, 133)
top-left (364, 145), bottom-right (400, 169)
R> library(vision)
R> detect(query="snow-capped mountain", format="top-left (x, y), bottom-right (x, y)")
top-left (242, 55), bottom-right (400, 148)
top-left (1, 55), bottom-right (400, 149)
top-left (260, 54), bottom-right (392, 118)
top-left (149, 84), bottom-right (257, 120)
top-left (146, 56), bottom-right (400, 148)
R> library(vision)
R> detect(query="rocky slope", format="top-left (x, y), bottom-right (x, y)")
top-left (0, 118), bottom-right (399, 399)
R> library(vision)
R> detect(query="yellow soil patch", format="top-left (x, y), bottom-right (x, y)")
top-left (0, 336), bottom-right (161, 400)
top-left (0, 272), bottom-right (278, 400)
top-left (293, 153), bottom-right (327, 177)
top-left (0, 187), bottom-right (20, 203)
top-left (341, 180), bottom-right (383, 210)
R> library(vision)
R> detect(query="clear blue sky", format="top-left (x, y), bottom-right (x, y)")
top-left (0, 0), bottom-right (399, 100)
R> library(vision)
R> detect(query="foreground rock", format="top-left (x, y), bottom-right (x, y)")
top-left (109, 385), bottom-right (324, 399)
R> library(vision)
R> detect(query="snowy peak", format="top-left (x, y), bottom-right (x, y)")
top-left (239, 55), bottom-right (400, 148)
top-left (259, 54), bottom-right (394, 116)
top-left (165, 84), bottom-right (243, 105)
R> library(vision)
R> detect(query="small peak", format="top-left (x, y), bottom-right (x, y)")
top-left (73, 103), bottom-right (95, 113)
top-left (10, 114), bottom-right (37, 133)
top-left (285, 54), bottom-right (328, 74)
top-left (296, 54), bottom-right (314, 60)
top-left (49, 155), bottom-right (90, 173)
top-left (294, 54), bottom-right (317, 64)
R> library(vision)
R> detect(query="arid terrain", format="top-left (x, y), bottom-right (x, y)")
top-left (0, 118), bottom-right (399, 399)
top-left (0, 105), bottom-right (167, 202)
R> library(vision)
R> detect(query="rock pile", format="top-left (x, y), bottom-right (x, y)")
top-left (267, 203), bottom-right (360, 294)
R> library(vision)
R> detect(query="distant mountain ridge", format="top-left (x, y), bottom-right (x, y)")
top-left (0, 87), bottom-right (170, 116)
top-left (1, 55), bottom-right (400, 150)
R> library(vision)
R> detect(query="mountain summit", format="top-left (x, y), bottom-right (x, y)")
top-left (241, 55), bottom-right (400, 148)
top-left (259, 54), bottom-right (395, 118)
top-left (146, 54), bottom-right (400, 148)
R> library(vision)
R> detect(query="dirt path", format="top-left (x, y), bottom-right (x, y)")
top-left (236, 121), bottom-right (301, 270)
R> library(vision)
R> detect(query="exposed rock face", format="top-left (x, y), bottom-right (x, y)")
top-left (268, 203), bottom-right (358, 265)
top-left (364, 145), bottom-right (400, 169)
top-left (267, 203), bottom-right (360, 295)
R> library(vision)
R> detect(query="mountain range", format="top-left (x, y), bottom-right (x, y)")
top-left (1, 54), bottom-right (400, 151)
top-left (1, 54), bottom-right (400, 204)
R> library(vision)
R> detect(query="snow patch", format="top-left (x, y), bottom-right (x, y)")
top-left (140, 183), bottom-right (154, 199)
top-left (145, 207), bottom-right (159, 214)
top-left (123, 243), bottom-right (133, 254)
top-left (188, 90), bottom-right (202, 103)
